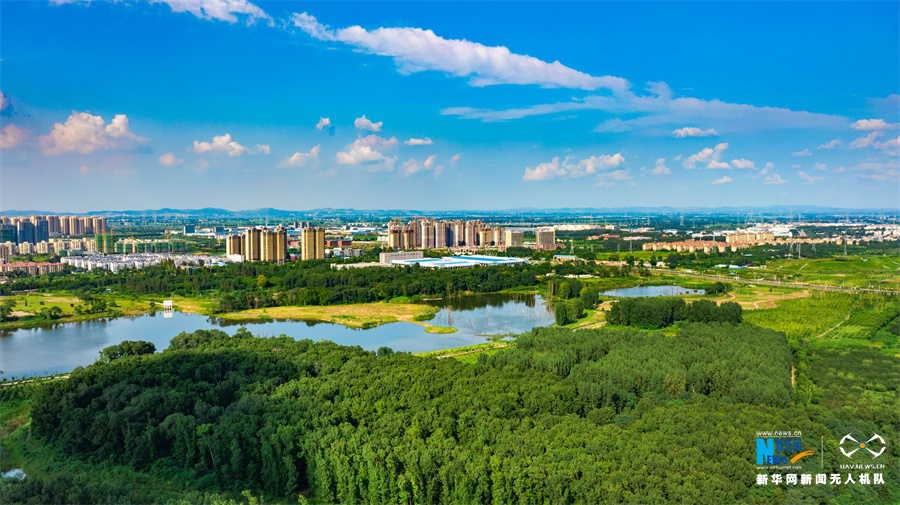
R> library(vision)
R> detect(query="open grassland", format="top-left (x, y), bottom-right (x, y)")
top-left (744, 292), bottom-right (898, 351)
top-left (0, 292), bottom-right (154, 330)
top-left (422, 325), bottom-right (458, 334)
top-left (0, 292), bottom-right (225, 331)
top-left (220, 301), bottom-right (437, 329)
top-left (735, 255), bottom-right (900, 289)
top-left (712, 285), bottom-right (809, 310)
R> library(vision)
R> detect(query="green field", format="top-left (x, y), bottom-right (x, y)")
top-left (743, 292), bottom-right (898, 350)
top-left (716, 255), bottom-right (900, 289)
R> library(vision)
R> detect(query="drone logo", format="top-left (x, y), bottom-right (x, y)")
top-left (840, 434), bottom-right (886, 458)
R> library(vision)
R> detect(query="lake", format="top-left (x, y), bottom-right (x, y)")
top-left (599, 285), bottom-right (703, 297)
top-left (0, 294), bottom-right (552, 379)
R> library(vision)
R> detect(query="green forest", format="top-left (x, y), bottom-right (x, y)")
top-left (3, 323), bottom-right (897, 504)
top-left (606, 297), bottom-right (742, 329)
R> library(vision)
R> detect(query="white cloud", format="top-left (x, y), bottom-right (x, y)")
top-left (849, 131), bottom-right (883, 149)
top-left (292, 12), bottom-right (628, 92)
top-left (398, 158), bottom-right (420, 176)
top-left (595, 169), bottom-right (632, 187)
top-left (336, 134), bottom-right (398, 169)
top-left (672, 127), bottom-right (718, 138)
top-left (853, 160), bottom-right (899, 181)
top-left (449, 153), bottom-right (461, 166)
top-left (193, 133), bottom-right (249, 156)
top-left (683, 143), bottom-right (730, 169)
top-left (851, 159), bottom-right (899, 181)
top-left (813, 162), bottom-right (827, 171)
top-left (291, 13), bottom-right (849, 137)
top-left (426, 155), bottom-right (445, 176)
top-left (797, 171), bottom-right (823, 184)
top-left (442, 81), bottom-right (848, 134)
top-left (711, 176), bottom-right (732, 185)
top-left (254, 144), bottom-right (271, 155)
top-left (650, 158), bottom-right (670, 175)
top-left (874, 136), bottom-right (900, 156)
top-left (834, 166), bottom-right (846, 173)
top-left (0, 124), bottom-right (27, 149)
top-left (280, 144), bottom-right (320, 168)
top-left (792, 148), bottom-right (811, 157)
top-left (730, 158), bottom-right (755, 169)
top-left (523, 157), bottom-right (565, 181)
top-left (0, 91), bottom-right (9, 112)
top-left (764, 173), bottom-right (786, 185)
top-left (39, 111), bottom-right (146, 155)
top-left (523, 154), bottom-right (626, 182)
top-left (569, 154), bottom-right (625, 177)
top-left (759, 162), bottom-right (774, 175)
top-left (148, 0), bottom-right (271, 25)
top-left (316, 117), bottom-right (335, 135)
top-left (354, 115), bottom-right (383, 132)
top-left (404, 137), bottom-right (433, 146)
top-left (523, 153), bottom-right (625, 181)
top-left (818, 139), bottom-right (842, 150)
top-left (851, 118), bottom-right (899, 131)
top-left (867, 169), bottom-right (899, 181)
top-left (398, 155), bottom-right (443, 177)
top-left (158, 153), bottom-right (183, 166)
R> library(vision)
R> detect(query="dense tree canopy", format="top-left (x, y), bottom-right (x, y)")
top-left (607, 297), bottom-right (742, 329)
top-left (17, 323), bottom-right (879, 504)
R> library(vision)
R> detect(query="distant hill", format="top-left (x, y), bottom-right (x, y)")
top-left (0, 205), bottom-right (894, 219)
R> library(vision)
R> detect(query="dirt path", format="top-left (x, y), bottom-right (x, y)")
top-left (719, 289), bottom-right (810, 310)
top-left (819, 313), bottom-right (851, 339)
top-left (575, 321), bottom-right (607, 330)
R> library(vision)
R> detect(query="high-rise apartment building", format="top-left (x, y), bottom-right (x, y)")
top-left (0, 224), bottom-right (16, 244)
top-left (226, 235), bottom-right (243, 257)
top-left (301, 227), bottom-right (326, 260)
top-left (536, 228), bottom-right (556, 249)
top-left (35, 220), bottom-right (50, 243)
top-left (16, 221), bottom-right (34, 245)
top-left (492, 228), bottom-right (504, 247)
top-left (259, 227), bottom-right (287, 264)
top-left (504, 230), bottom-right (524, 247)
top-left (243, 228), bottom-right (261, 261)
top-left (385, 219), bottom-right (504, 251)
top-left (48, 215), bottom-right (61, 234)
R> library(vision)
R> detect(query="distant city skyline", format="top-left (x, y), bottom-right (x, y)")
top-left (1, 1), bottom-right (898, 212)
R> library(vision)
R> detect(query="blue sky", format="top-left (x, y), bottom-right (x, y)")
top-left (1, 0), bottom-right (898, 212)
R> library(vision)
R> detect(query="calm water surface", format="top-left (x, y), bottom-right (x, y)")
top-left (0, 294), bottom-right (551, 379)
top-left (599, 285), bottom-right (703, 297)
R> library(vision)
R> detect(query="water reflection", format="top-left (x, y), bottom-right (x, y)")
top-left (424, 294), bottom-right (552, 336)
top-left (599, 285), bottom-right (702, 297)
top-left (1, 294), bottom-right (551, 379)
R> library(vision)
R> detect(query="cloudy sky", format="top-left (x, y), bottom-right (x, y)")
top-left (1, 1), bottom-right (898, 212)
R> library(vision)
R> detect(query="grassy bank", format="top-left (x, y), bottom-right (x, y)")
top-left (218, 301), bottom-right (437, 329)
top-left (414, 341), bottom-right (515, 364)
